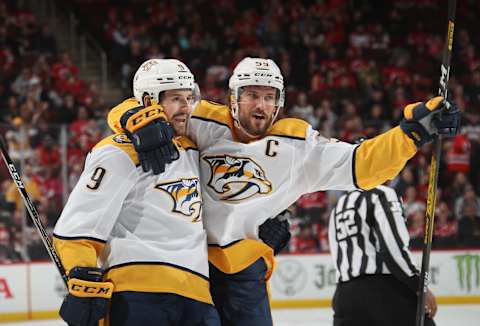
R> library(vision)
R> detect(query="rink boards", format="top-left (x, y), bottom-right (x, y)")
top-left (270, 249), bottom-right (480, 308)
top-left (1, 249), bottom-right (479, 322)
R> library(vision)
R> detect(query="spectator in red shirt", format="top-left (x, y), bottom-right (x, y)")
top-left (51, 52), bottom-right (78, 81)
top-left (36, 136), bottom-right (60, 170)
top-left (446, 134), bottom-right (471, 173)
top-left (69, 106), bottom-right (91, 137)
top-left (296, 191), bottom-right (327, 223)
top-left (290, 222), bottom-right (319, 253)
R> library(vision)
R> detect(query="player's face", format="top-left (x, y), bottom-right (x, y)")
top-left (237, 86), bottom-right (277, 137)
top-left (160, 89), bottom-right (194, 136)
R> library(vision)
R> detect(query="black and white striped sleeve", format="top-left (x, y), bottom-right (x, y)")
top-left (370, 186), bottom-right (420, 292)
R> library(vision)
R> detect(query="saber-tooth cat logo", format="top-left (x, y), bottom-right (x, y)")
top-left (454, 254), bottom-right (480, 292)
top-left (155, 178), bottom-right (202, 222)
top-left (203, 155), bottom-right (272, 201)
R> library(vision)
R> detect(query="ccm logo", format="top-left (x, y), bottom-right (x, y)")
top-left (132, 107), bottom-right (161, 125)
top-left (8, 164), bottom-right (25, 188)
top-left (70, 284), bottom-right (111, 295)
top-left (254, 72), bottom-right (273, 77)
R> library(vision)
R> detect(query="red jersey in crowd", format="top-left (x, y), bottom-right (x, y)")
top-left (447, 134), bottom-right (471, 173)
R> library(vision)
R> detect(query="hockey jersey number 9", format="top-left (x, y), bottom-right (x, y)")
top-left (53, 134), bottom-right (213, 304)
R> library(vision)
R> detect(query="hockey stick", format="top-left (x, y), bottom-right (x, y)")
top-left (415, 1), bottom-right (456, 326)
top-left (0, 135), bottom-right (68, 288)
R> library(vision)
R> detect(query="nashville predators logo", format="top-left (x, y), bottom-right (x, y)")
top-left (155, 178), bottom-right (202, 222)
top-left (141, 60), bottom-right (158, 71)
top-left (203, 155), bottom-right (272, 201)
top-left (112, 134), bottom-right (132, 144)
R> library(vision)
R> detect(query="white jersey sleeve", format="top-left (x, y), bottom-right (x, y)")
top-left (53, 145), bottom-right (138, 240)
top-left (298, 128), bottom-right (358, 193)
top-left (189, 100), bottom-right (233, 151)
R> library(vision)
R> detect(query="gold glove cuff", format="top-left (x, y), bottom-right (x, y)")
top-left (125, 105), bottom-right (168, 132)
top-left (68, 278), bottom-right (114, 299)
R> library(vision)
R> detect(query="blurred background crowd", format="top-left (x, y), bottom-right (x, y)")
top-left (0, 0), bottom-right (479, 263)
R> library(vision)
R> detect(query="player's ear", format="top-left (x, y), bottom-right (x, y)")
top-left (142, 93), bottom-right (152, 107)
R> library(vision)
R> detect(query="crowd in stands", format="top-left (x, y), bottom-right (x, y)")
top-left (1, 0), bottom-right (479, 262)
top-left (0, 0), bottom-right (108, 262)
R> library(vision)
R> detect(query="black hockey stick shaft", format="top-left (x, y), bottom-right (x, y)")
top-left (0, 135), bottom-right (68, 289)
top-left (415, 1), bottom-right (456, 326)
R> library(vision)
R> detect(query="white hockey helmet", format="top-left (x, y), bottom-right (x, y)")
top-left (228, 57), bottom-right (285, 129)
top-left (133, 58), bottom-right (196, 106)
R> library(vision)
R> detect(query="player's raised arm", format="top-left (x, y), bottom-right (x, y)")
top-left (354, 96), bottom-right (459, 189)
top-left (300, 96), bottom-right (460, 193)
top-left (109, 93), bottom-right (460, 191)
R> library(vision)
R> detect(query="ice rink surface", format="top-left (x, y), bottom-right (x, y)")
top-left (3, 304), bottom-right (479, 325)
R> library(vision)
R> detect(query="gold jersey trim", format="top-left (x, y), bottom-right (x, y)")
top-left (93, 134), bottom-right (140, 166)
top-left (208, 239), bottom-right (275, 280)
top-left (192, 101), bottom-right (309, 142)
top-left (174, 136), bottom-right (198, 151)
top-left (52, 235), bottom-right (106, 275)
top-left (108, 98), bottom-right (142, 133)
top-left (267, 118), bottom-right (308, 140)
top-left (191, 100), bottom-right (234, 130)
top-left (105, 262), bottom-right (213, 304)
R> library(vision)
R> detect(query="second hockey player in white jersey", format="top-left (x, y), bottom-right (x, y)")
top-left (53, 59), bottom-right (220, 326)
top-left (107, 57), bottom-right (460, 325)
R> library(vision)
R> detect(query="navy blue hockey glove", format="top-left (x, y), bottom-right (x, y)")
top-left (120, 105), bottom-right (179, 175)
top-left (60, 267), bottom-right (113, 326)
top-left (258, 210), bottom-right (292, 255)
top-left (400, 96), bottom-right (460, 147)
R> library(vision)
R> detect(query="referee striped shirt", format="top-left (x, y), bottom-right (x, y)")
top-left (328, 185), bottom-right (419, 291)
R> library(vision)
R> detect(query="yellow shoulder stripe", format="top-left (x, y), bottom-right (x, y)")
top-left (93, 134), bottom-right (139, 166)
top-left (268, 118), bottom-right (308, 140)
top-left (174, 136), bottom-right (197, 151)
top-left (192, 100), bottom-right (234, 129)
top-left (108, 98), bottom-right (142, 133)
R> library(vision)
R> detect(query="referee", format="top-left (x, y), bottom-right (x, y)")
top-left (328, 184), bottom-right (437, 326)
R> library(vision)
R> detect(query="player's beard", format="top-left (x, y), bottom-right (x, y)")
top-left (238, 110), bottom-right (274, 138)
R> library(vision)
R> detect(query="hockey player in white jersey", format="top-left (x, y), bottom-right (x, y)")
top-left (107, 57), bottom-right (460, 325)
top-left (53, 59), bottom-right (221, 326)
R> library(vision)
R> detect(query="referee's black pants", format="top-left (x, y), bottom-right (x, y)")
top-left (333, 275), bottom-right (436, 326)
